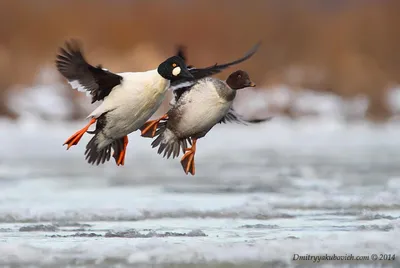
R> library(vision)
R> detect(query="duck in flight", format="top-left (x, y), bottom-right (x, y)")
top-left (139, 42), bottom-right (261, 138)
top-left (56, 40), bottom-right (260, 166)
top-left (149, 70), bottom-right (267, 175)
top-left (142, 45), bottom-right (271, 175)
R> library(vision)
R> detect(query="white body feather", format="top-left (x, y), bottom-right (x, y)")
top-left (174, 79), bottom-right (232, 137)
top-left (72, 69), bottom-right (169, 147)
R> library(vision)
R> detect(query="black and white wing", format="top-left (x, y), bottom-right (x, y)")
top-left (56, 39), bottom-right (123, 104)
top-left (170, 41), bottom-right (261, 92)
top-left (219, 108), bottom-right (272, 125)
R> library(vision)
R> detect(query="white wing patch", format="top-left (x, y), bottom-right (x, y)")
top-left (169, 81), bottom-right (195, 91)
top-left (68, 80), bottom-right (92, 97)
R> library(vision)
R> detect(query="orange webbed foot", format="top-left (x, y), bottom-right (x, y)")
top-left (115, 136), bottom-right (129, 166)
top-left (63, 118), bottom-right (96, 150)
top-left (140, 114), bottom-right (168, 138)
top-left (180, 139), bottom-right (197, 175)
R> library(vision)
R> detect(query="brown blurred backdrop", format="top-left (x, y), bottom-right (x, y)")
top-left (1, 0), bottom-right (400, 121)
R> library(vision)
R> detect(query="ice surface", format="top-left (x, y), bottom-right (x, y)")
top-left (0, 72), bottom-right (399, 267)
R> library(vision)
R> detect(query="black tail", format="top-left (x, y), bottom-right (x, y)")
top-left (84, 134), bottom-right (125, 165)
top-left (85, 134), bottom-right (111, 165)
top-left (151, 121), bottom-right (191, 159)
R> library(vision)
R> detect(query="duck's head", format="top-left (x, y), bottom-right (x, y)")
top-left (157, 56), bottom-right (194, 81)
top-left (226, 70), bottom-right (256, 90)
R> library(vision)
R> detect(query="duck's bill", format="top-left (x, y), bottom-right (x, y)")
top-left (247, 81), bottom-right (256, 87)
top-left (180, 67), bottom-right (195, 79)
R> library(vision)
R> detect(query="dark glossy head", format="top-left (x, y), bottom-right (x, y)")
top-left (226, 70), bottom-right (256, 90)
top-left (157, 56), bottom-right (194, 81)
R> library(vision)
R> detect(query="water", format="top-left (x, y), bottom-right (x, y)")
top-left (0, 117), bottom-right (399, 268)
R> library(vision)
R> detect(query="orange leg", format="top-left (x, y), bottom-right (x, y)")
top-left (140, 114), bottom-right (168, 138)
top-left (63, 118), bottom-right (96, 150)
top-left (116, 136), bottom-right (129, 166)
top-left (180, 139), bottom-right (197, 175)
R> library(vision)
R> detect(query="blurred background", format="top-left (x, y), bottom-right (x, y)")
top-left (1, 0), bottom-right (400, 122)
top-left (1, 1), bottom-right (400, 267)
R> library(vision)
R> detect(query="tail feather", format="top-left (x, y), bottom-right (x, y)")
top-left (151, 122), bottom-right (189, 159)
top-left (84, 134), bottom-right (125, 165)
top-left (85, 134), bottom-right (112, 165)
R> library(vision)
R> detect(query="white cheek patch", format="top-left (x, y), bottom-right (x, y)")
top-left (172, 66), bottom-right (181, 76)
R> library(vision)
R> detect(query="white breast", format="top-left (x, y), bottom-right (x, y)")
top-left (176, 80), bottom-right (232, 137)
top-left (89, 69), bottom-right (170, 138)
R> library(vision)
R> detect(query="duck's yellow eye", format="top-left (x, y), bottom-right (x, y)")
top-left (172, 63), bottom-right (177, 67)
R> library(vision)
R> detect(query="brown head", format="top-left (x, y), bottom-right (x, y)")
top-left (225, 70), bottom-right (256, 90)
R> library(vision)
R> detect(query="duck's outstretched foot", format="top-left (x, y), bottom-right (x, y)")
top-left (180, 139), bottom-right (197, 175)
top-left (63, 118), bottom-right (96, 149)
top-left (112, 135), bottom-right (129, 166)
top-left (140, 114), bottom-right (168, 138)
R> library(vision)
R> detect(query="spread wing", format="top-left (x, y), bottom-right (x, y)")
top-left (219, 108), bottom-right (273, 125)
top-left (55, 39), bottom-right (123, 104)
top-left (170, 41), bottom-right (261, 92)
